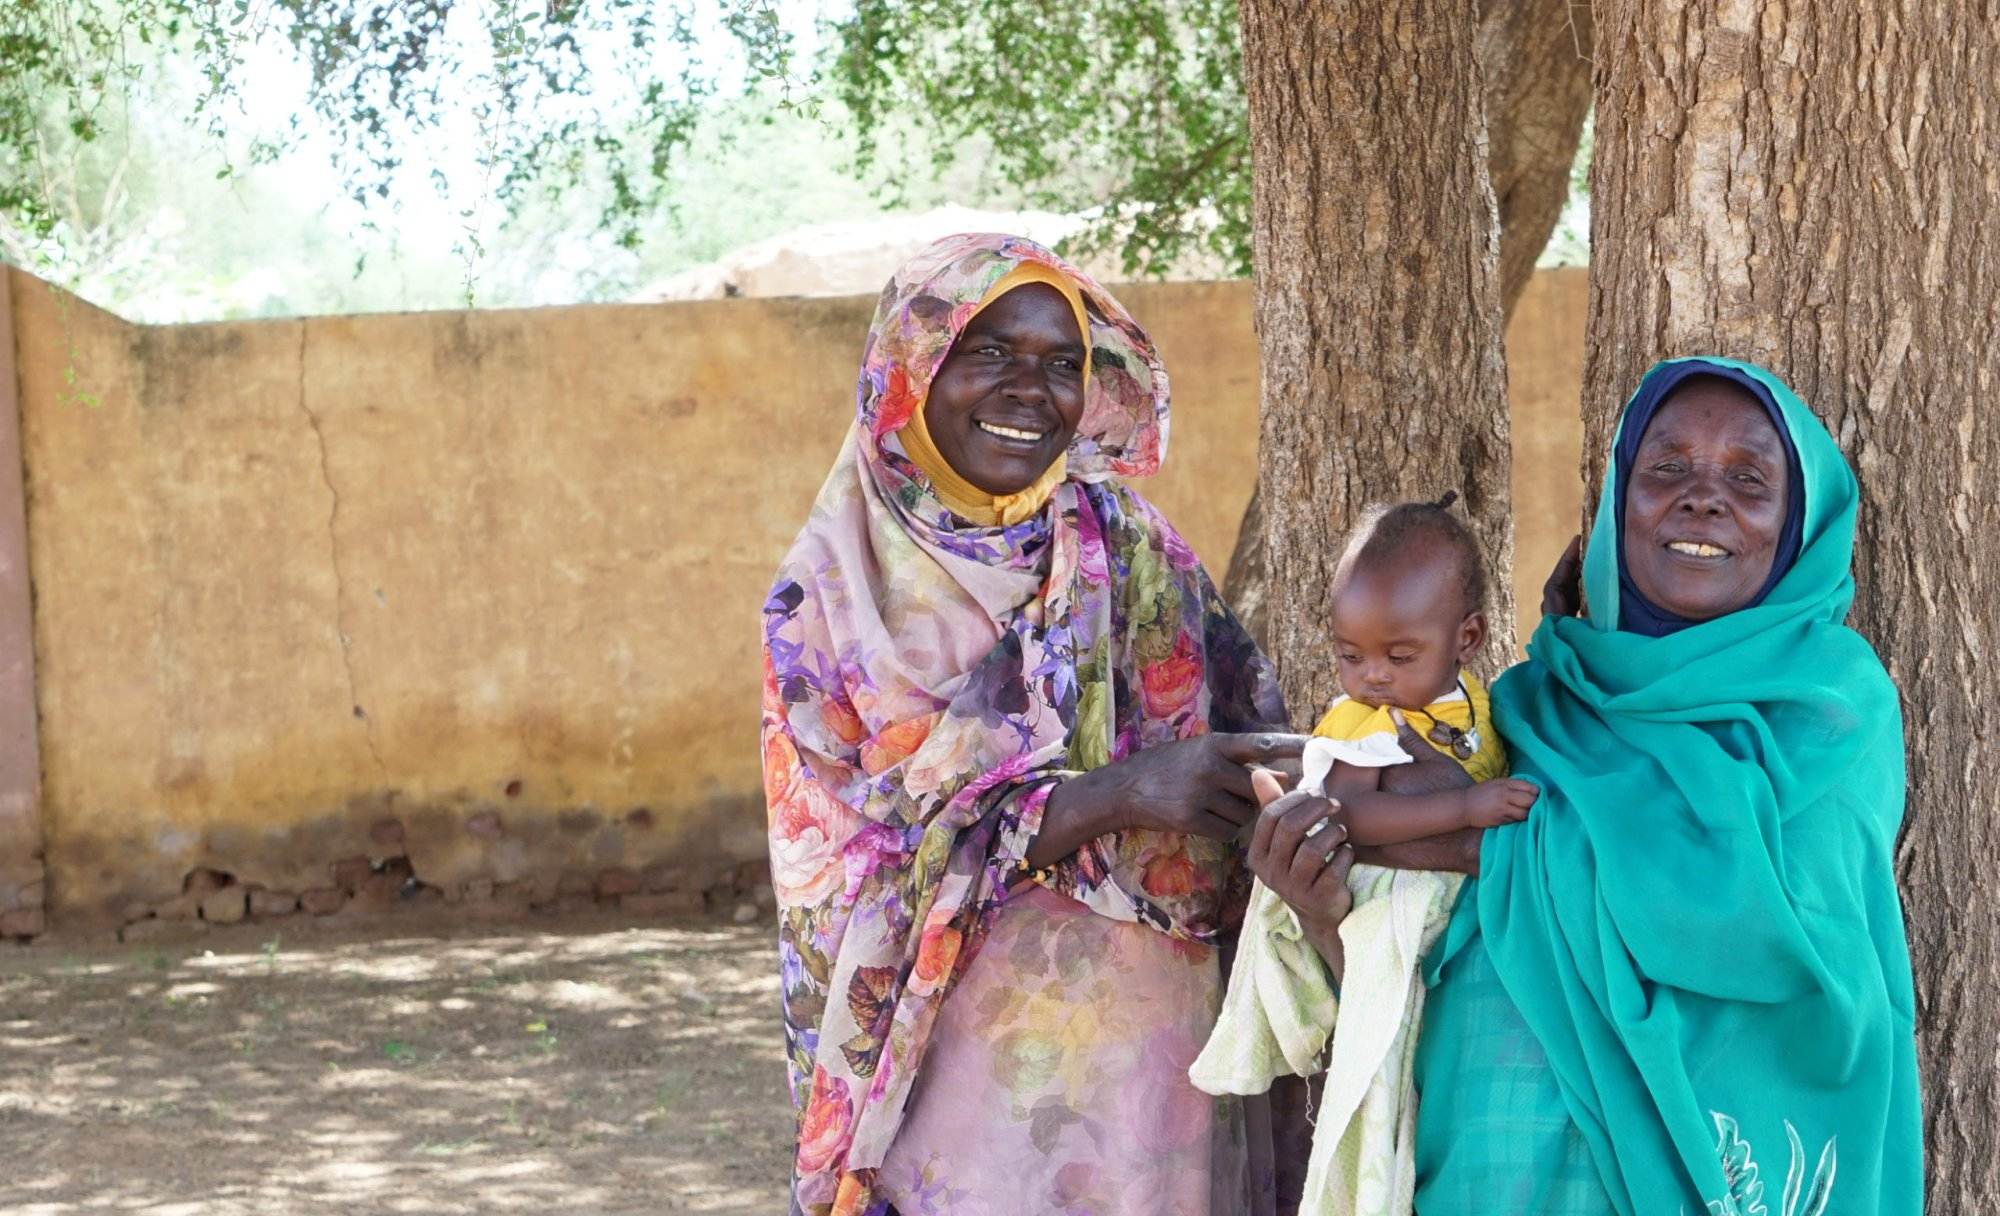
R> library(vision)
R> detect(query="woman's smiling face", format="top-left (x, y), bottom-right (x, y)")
top-left (1622, 376), bottom-right (1791, 622)
top-left (923, 283), bottom-right (1087, 495)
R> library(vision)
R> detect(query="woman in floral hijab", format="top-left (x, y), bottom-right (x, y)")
top-left (760, 233), bottom-right (1308, 1215)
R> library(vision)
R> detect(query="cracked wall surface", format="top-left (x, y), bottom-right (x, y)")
top-left (2, 268), bottom-right (1585, 931)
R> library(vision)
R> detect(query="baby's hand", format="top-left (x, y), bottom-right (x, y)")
top-left (1461, 777), bottom-right (1540, 828)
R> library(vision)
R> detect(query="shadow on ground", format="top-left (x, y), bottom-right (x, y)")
top-left (0, 910), bottom-right (791, 1214)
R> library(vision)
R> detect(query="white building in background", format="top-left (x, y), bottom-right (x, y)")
top-left (635, 204), bottom-right (1235, 301)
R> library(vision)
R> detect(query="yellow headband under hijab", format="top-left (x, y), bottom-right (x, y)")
top-left (899, 263), bottom-right (1092, 526)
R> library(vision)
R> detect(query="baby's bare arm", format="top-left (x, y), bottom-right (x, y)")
top-left (1325, 762), bottom-right (1537, 844)
top-left (1324, 763), bottom-right (1459, 845)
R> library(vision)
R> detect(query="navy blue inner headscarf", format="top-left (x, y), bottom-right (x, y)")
top-left (1612, 359), bottom-right (1807, 637)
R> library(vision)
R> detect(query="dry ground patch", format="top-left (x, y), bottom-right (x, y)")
top-left (0, 911), bottom-right (791, 1214)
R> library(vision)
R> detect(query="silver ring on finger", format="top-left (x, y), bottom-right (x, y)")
top-left (1323, 842), bottom-right (1345, 865)
top-left (1304, 818), bottom-right (1330, 840)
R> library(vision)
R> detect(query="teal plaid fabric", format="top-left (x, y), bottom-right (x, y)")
top-left (1412, 922), bottom-right (1611, 1215)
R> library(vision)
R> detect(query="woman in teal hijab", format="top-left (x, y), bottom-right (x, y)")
top-left (1410, 358), bottom-right (1923, 1214)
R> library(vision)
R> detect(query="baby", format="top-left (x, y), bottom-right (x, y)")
top-left (1307, 492), bottom-right (1538, 845)
top-left (1192, 494), bottom-right (1537, 1216)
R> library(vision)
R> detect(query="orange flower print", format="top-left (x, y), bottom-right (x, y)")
top-left (831, 1172), bottom-right (870, 1216)
top-left (907, 923), bottom-right (963, 997)
top-left (874, 364), bottom-right (923, 436)
top-left (821, 693), bottom-right (866, 746)
top-left (795, 1065), bottom-right (854, 1176)
top-left (1140, 632), bottom-right (1203, 719)
top-left (860, 714), bottom-right (935, 776)
top-left (1142, 849), bottom-right (1198, 900)
top-left (761, 656), bottom-right (782, 711)
top-left (763, 729), bottom-right (802, 809)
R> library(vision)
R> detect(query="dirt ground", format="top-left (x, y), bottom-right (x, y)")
top-left (0, 909), bottom-right (794, 1214)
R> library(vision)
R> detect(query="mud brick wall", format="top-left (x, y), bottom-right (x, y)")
top-left (0, 268), bottom-right (1584, 935)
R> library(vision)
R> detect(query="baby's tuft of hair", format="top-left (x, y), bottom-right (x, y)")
top-left (1336, 493), bottom-right (1488, 618)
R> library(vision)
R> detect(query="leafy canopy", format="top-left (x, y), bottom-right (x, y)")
top-left (3, 2), bottom-right (1248, 278)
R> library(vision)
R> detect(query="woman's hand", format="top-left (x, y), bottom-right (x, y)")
top-left (1542, 533), bottom-right (1584, 620)
top-left (1247, 769), bottom-right (1352, 979)
top-left (1380, 712), bottom-right (1475, 797)
top-left (1361, 713), bottom-right (1483, 875)
top-left (1028, 731), bottom-right (1307, 868)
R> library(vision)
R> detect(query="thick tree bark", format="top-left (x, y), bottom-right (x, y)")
top-left (1237, 2), bottom-right (1513, 721)
top-left (1224, 0), bottom-right (1592, 653)
top-left (1583, 4), bottom-right (1999, 1208)
top-left (1480, 0), bottom-right (1596, 309)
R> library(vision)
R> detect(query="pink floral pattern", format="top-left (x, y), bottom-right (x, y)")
top-left (762, 234), bottom-right (1283, 1214)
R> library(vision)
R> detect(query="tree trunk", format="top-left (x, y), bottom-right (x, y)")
top-left (1237, 1), bottom-right (1514, 721)
top-left (1480, 0), bottom-right (1595, 309)
top-left (1582, 3), bottom-right (1999, 1208)
top-left (1225, 0), bottom-right (1592, 656)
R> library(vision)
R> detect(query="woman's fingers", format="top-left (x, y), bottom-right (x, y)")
top-left (1325, 843), bottom-right (1355, 886)
top-left (1384, 710), bottom-right (1475, 795)
top-left (1190, 809), bottom-right (1248, 842)
top-left (1275, 797), bottom-right (1345, 868)
top-left (1259, 757), bottom-right (1304, 785)
top-left (1248, 788), bottom-right (1304, 862)
top-left (1213, 732), bottom-right (1309, 766)
top-left (1210, 755), bottom-right (1258, 800)
top-left (1204, 790), bottom-right (1259, 828)
top-left (1286, 818), bottom-right (1348, 891)
top-left (1310, 843), bottom-right (1356, 915)
top-left (1249, 767), bottom-right (1287, 810)
top-left (1268, 793), bottom-right (1327, 857)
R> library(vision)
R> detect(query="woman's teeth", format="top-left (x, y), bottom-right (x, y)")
top-left (1668, 541), bottom-right (1728, 557)
top-left (977, 421), bottom-right (1044, 442)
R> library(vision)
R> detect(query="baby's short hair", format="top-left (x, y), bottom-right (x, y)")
top-left (1336, 492), bottom-right (1488, 618)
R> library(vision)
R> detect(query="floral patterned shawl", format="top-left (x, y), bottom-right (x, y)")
top-left (760, 233), bottom-right (1284, 1215)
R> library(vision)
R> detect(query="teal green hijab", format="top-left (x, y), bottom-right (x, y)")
top-left (1480, 357), bottom-right (1923, 1214)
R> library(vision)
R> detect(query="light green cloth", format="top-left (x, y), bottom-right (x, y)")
top-left (1192, 684), bottom-right (1498, 1216)
top-left (1435, 357), bottom-right (1922, 1215)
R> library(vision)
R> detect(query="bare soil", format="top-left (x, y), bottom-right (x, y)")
top-left (0, 909), bottom-right (792, 1214)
